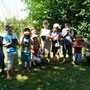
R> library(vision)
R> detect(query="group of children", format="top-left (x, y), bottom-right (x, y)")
top-left (0, 20), bottom-right (85, 80)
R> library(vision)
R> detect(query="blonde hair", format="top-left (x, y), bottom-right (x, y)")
top-left (43, 20), bottom-right (49, 25)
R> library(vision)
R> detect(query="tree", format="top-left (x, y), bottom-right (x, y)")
top-left (22, 0), bottom-right (90, 37)
top-left (5, 17), bottom-right (29, 38)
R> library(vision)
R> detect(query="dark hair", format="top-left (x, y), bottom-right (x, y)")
top-left (23, 27), bottom-right (30, 32)
top-left (65, 20), bottom-right (71, 23)
top-left (5, 23), bottom-right (13, 31)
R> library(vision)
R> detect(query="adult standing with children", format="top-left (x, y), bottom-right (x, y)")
top-left (61, 20), bottom-right (74, 64)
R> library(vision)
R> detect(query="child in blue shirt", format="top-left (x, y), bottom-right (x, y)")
top-left (3, 23), bottom-right (19, 80)
top-left (0, 36), bottom-right (5, 77)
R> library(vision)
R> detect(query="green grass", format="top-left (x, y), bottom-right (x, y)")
top-left (0, 48), bottom-right (90, 90)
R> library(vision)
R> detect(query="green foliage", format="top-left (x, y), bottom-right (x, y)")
top-left (5, 17), bottom-right (29, 38)
top-left (22, 0), bottom-right (90, 37)
top-left (0, 20), bottom-right (5, 32)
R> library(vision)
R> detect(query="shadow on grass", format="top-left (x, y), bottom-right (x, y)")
top-left (0, 57), bottom-right (90, 90)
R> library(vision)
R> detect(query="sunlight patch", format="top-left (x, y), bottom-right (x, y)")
top-left (42, 66), bottom-right (46, 69)
top-left (53, 66), bottom-right (60, 69)
top-left (60, 67), bottom-right (65, 70)
top-left (33, 68), bottom-right (40, 71)
top-left (37, 88), bottom-right (42, 90)
top-left (53, 66), bottom-right (65, 70)
top-left (16, 74), bottom-right (28, 82)
top-left (73, 65), bottom-right (79, 68)
top-left (79, 68), bottom-right (86, 71)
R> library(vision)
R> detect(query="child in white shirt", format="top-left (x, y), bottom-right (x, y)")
top-left (40, 20), bottom-right (51, 63)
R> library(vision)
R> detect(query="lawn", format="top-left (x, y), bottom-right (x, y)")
top-left (0, 48), bottom-right (90, 90)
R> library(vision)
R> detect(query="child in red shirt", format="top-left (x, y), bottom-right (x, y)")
top-left (72, 34), bottom-right (84, 65)
top-left (31, 34), bottom-right (43, 64)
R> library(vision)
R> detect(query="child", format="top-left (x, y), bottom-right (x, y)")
top-left (51, 23), bottom-right (62, 65)
top-left (30, 27), bottom-right (37, 44)
top-left (0, 36), bottom-right (5, 77)
top-left (20, 27), bottom-right (31, 73)
top-left (3, 23), bottom-right (19, 80)
top-left (61, 20), bottom-right (74, 64)
top-left (84, 37), bottom-right (90, 65)
top-left (31, 27), bottom-right (37, 35)
top-left (72, 34), bottom-right (84, 65)
top-left (40, 20), bottom-right (51, 63)
top-left (31, 34), bottom-right (43, 64)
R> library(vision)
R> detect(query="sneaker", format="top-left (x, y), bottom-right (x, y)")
top-left (72, 62), bottom-right (75, 65)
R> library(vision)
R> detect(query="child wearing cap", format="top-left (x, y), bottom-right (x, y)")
top-left (3, 23), bottom-right (19, 80)
top-left (40, 20), bottom-right (51, 63)
top-left (51, 23), bottom-right (62, 65)
top-left (0, 36), bottom-right (5, 77)
top-left (20, 28), bottom-right (31, 73)
top-left (31, 34), bottom-right (43, 64)
top-left (61, 20), bottom-right (74, 64)
top-left (72, 34), bottom-right (84, 65)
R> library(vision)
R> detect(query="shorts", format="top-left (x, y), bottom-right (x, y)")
top-left (31, 54), bottom-right (41, 63)
top-left (0, 58), bottom-right (5, 69)
top-left (41, 40), bottom-right (50, 54)
top-left (52, 47), bottom-right (60, 55)
top-left (21, 52), bottom-right (31, 62)
top-left (73, 53), bottom-right (83, 62)
top-left (62, 45), bottom-right (72, 57)
top-left (7, 53), bottom-right (18, 70)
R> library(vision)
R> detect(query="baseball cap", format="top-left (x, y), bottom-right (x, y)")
top-left (32, 34), bottom-right (38, 38)
top-left (53, 23), bottom-right (61, 29)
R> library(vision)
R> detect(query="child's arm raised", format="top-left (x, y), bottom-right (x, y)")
top-left (20, 36), bottom-right (24, 46)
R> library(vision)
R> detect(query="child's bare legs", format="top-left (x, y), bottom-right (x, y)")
top-left (22, 62), bottom-right (25, 73)
top-left (68, 55), bottom-right (72, 63)
top-left (53, 53), bottom-right (56, 64)
top-left (27, 62), bottom-right (30, 72)
top-left (7, 70), bottom-right (12, 80)
top-left (72, 55), bottom-right (75, 65)
top-left (60, 56), bottom-right (66, 64)
top-left (48, 53), bottom-right (50, 63)
top-left (12, 68), bottom-right (16, 75)
top-left (41, 52), bottom-right (45, 64)
top-left (57, 54), bottom-right (60, 65)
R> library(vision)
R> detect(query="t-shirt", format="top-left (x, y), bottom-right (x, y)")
top-left (40, 28), bottom-right (51, 41)
top-left (62, 27), bottom-right (74, 46)
top-left (20, 36), bottom-right (31, 53)
top-left (0, 36), bottom-right (4, 58)
top-left (51, 32), bottom-right (62, 47)
top-left (3, 34), bottom-right (18, 55)
top-left (31, 43), bottom-right (40, 55)
top-left (73, 41), bottom-right (84, 53)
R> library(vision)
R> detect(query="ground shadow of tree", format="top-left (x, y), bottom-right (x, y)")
top-left (0, 57), bottom-right (90, 90)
